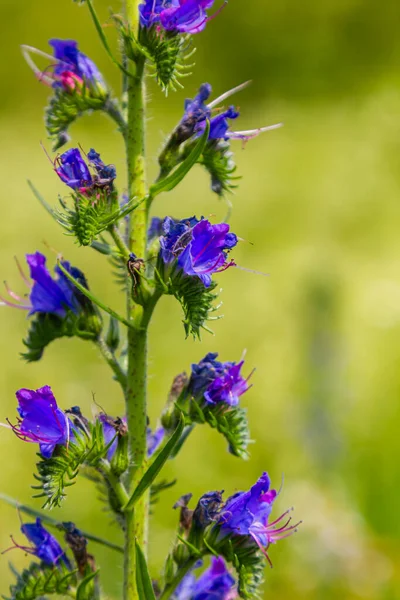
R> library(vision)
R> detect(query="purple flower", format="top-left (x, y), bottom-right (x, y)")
top-left (19, 519), bottom-right (70, 567)
top-left (217, 473), bottom-right (300, 561)
top-left (148, 217), bottom-right (164, 243)
top-left (174, 557), bottom-right (236, 600)
top-left (49, 39), bottom-right (106, 95)
top-left (55, 148), bottom-right (92, 190)
top-left (159, 216), bottom-right (199, 264)
top-left (10, 386), bottom-right (71, 459)
top-left (54, 147), bottom-right (116, 192)
top-left (139, 0), bottom-right (221, 34)
top-left (189, 352), bottom-right (250, 406)
top-left (177, 220), bottom-right (237, 287)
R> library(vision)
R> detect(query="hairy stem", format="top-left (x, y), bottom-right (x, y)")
top-left (123, 1), bottom-right (149, 598)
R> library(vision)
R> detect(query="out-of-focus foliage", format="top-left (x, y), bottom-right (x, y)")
top-left (0, 0), bottom-right (399, 599)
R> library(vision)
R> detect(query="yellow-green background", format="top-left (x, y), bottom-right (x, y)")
top-left (1, 0), bottom-right (400, 598)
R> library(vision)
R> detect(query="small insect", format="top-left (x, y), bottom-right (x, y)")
top-left (127, 253), bottom-right (146, 289)
top-left (101, 414), bottom-right (128, 437)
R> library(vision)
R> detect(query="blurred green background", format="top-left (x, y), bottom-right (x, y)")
top-left (1, 0), bottom-right (400, 598)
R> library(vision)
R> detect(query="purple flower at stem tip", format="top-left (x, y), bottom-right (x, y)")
top-left (3, 518), bottom-right (70, 568)
top-left (9, 386), bottom-right (71, 459)
top-left (217, 472), bottom-right (301, 565)
top-left (139, 0), bottom-right (226, 34)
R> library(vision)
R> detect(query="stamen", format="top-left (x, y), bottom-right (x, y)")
top-left (4, 281), bottom-right (25, 303)
top-left (208, 80), bottom-right (252, 109)
top-left (20, 45), bottom-right (55, 87)
top-left (14, 256), bottom-right (32, 288)
top-left (229, 122), bottom-right (283, 141)
top-left (0, 295), bottom-right (30, 310)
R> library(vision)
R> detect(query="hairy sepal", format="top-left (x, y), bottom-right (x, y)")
top-left (46, 86), bottom-right (107, 151)
top-left (199, 139), bottom-right (240, 196)
top-left (139, 27), bottom-right (194, 93)
top-left (6, 562), bottom-right (77, 600)
top-left (32, 421), bottom-right (112, 509)
top-left (22, 309), bottom-right (101, 362)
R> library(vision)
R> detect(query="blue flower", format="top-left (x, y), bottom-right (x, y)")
top-left (216, 473), bottom-right (300, 561)
top-left (159, 216), bottom-right (199, 264)
top-left (189, 352), bottom-right (250, 406)
top-left (54, 148), bottom-right (92, 190)
top-left (177, 220), bottom-right (237, 287)
top-left (11, 386), bottom-right (72, 459)
top-left (147, 426), bottom-right (165, 456)
top-left (49, 38), bottom-right (106, 95)
top-left (173, 556), bottom-right (236, 599)
top-left (139, 0), bottom-right (221, 34)
top-left (20, 518), bottom-right (70, 567)
top-left (54, 147), bottom-right (116, 192)
top-left (26, 252), bottom-right (82, 318)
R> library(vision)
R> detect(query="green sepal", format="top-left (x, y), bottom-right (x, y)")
top-left (76, 570), bottom-right (99, 600)
top-left (199, 139), bottom-right (240, 196)
top-left (46, 85), bottom-right (107, 151)
top-left (105, 316), bottom-right (120, 353)
top-left (138, 27), bottom-right (195, 93)
top-left (170, 274), bottom-right (220, 339)
top-left (33, 421), bottom-right (112, 509)
top-left (22, 308), bottom-right (101, 363)
top-left (192, 403), bottom-right (250, 459)
top-left (135, 541), bottom-right (157, 600)
top-left (6, 562), bottom-right (77, 600)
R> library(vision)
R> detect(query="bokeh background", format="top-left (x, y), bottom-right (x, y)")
top-left (1, 0), bottom-right (400, 598)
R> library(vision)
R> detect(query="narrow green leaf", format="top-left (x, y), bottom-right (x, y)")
top-left (27, 180), bottom-right (60, 222)
top-left (150, 121), bottom-right (210, 197)
top-left (123, 416), bottom-right (184, 511)
top-left (135, 541), bottom-right (157, 600)
top-left (57, 261), bottom-right (136, 331)
top-left (86, 0), bottom-right (130, 77)
top-left (76, 570), bottom-right (99, 600)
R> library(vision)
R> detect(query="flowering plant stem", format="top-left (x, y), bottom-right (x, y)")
top-left (123, 1), bottom-right (149, 599)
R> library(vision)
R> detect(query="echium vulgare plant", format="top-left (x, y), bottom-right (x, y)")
top-left (0, 1), bottom-right (300, 599)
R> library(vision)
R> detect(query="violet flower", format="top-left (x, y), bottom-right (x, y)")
top-left (0, 252), bottom-right (84, 318)
top-left (190, 352), bottom-right (251, 406)
top-left (173, 556), bottom-right (236, 600)
top-left (216, 472), bottom-right (300, 562)
top-left (54, 147), bottom-right (116, 192)
top-left (139, 0), bottom-right (222, 35)
top-left (20, 519), bottom-right (70, 567)
top-left (21, 39), bottom-right (106, 97)
top-left (10, 386), bottom-right (72, 459)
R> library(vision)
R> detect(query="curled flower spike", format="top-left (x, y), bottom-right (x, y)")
top-left (0, 252), bottom-right (84, 318)
top-left (3, 518), bottom-right (70, 568)
top-left (189, 352), bottom-right (252, 406)
top-left (216, 472), bottom-right (301, 564)
top-left (139, 0), bottom-right (225, 34)
top-left (21, 39), bottom-right (106, 97)
top-left (173, 556), bottom-right (236, 599)
top-left (9, 386), bottom-right (72, 459)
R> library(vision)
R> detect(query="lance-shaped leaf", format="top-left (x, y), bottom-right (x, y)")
top-left (150, 121), bottom-right (210, 198)
top-left (135, 542), bottom-right (157, 600)
top-left (76, 570), bottom-right (100, 600)
top-left (123, 415), bottom-right (184, 511)
top-left (6, 562), bottom-right (77, 600)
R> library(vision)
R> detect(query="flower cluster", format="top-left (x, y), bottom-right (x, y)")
top-left (139, 0), bottom-right (222, 35)
top-left (157, 216), bottom-right (237, 287)
top-left (54, 147), bottom-right (116, 194)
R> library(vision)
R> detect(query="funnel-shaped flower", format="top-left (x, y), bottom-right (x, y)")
top-left (216, 473), bottom-right (300, 561)
top-left (190, 352), bottom-right (250, 406)
top-left (54, 147), bottom-right (116, 193)
top-left (139, 0), bottom-right (221, 34)
top-left (11, 386), bottom-right (71, 459)
top-left (49, 39), bottom-right (106, 95)
top-left (20, 519), bottom-right (70, 567)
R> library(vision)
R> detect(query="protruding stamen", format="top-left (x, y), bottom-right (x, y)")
top-left (0, 295), bottom-right (30, 310)
top-left (208, 80), bottom-right (252, 109)
top-left (14, 256), bottom-right (31, 288)
top-left (4, 281), bottom-right (25, 303)
top-left (229, 122), bottom-right (284, 140)
top-left (20, 45), bottom-right (56, 86)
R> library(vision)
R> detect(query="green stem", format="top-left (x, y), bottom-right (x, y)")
top-left (158, 557), bottom-right (200, 600)
top-left (124, 1), bottom-right (148, 599)
top-left (100, 459), bottom-right (130, 508)
top-left (96, 337), bottom-right (127, 388)
top-left (104, 98), bottom-right (128, 135)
